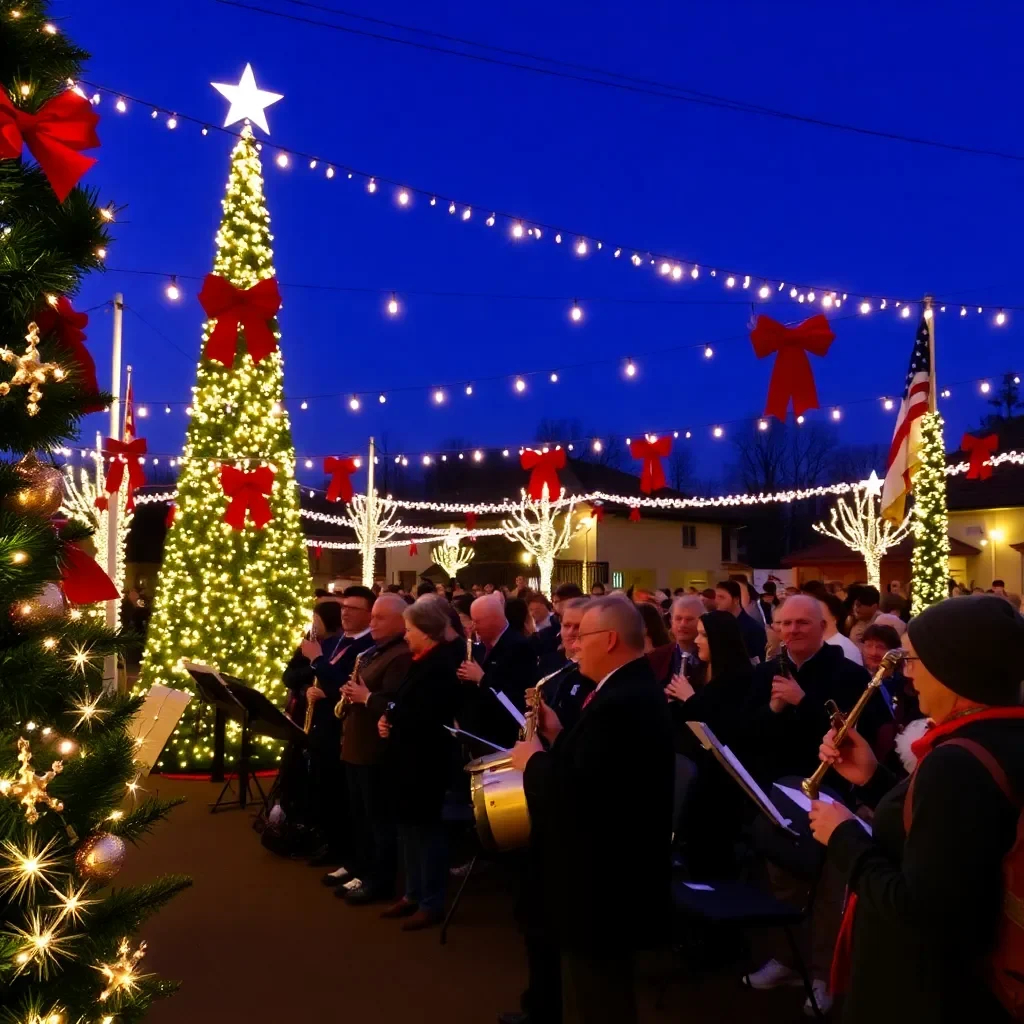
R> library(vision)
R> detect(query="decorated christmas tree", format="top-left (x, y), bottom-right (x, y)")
top-left (910, 411), bottom-right (950, 614)
top-left (138, 118), bottom-right (311, 772)
top-left (0, 2), bottom-right (188, 1019)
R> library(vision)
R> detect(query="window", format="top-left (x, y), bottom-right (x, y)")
top-left (681, 524), bottom-right (697, 548)
top-left (612, 571), bottom-right (624, 589)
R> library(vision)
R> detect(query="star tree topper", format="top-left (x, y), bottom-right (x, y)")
top-left (211, 63), bottom-right (283, 134)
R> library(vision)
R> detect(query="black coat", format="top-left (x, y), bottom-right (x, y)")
top-left (458, 627), bottom-right (539, 748)
top-left (668, 667), bottom-right (753, 755)
top-left (828, 713), bottom-right (1024, 1024)
top-left (530, 621), bottom-right (562, 663)
top-left (523, 656), bottom-right (675, 953)
top-left (383, 639), bottom-right (463, 825)
top-left (308, 632), bottom-right (376, 742)
top-left (541, 661), bottom-right (595, 735)
top-left (736, 608), bottom-right (768, 663)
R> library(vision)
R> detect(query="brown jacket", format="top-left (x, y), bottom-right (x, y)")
top-left (342, 635), bottom-right (412, 765)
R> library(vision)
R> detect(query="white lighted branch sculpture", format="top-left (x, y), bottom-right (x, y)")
top-left (501, 488), bottom-right (576, 597)
top-left (346, 492), bottom-right (401, 587)
top-left (432, 527), bottom-right (475, 580)
top-left (813, 471), bottom-right (912, 591)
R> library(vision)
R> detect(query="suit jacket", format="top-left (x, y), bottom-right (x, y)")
top-left (282, 633), bottom-right (344, 722)
top-left (540, 661), bottom-right (595, 735)
top-left (523, 656), bottom-right (674, 953)
top-left (458, 627), bottom-right (539, 748)
top-left (344, 635), bottom-right (412, 765)
top-left (736, 609), bottom-right (768, 663)
top-left (309, 632), bottom-right (375, 742)
top-left (530, 620), bottom-right (562, 662)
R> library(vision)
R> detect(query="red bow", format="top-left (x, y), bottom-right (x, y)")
top-left (101, 437), bottom-right (147, 512)
top-left (314, 543), bottom-right (323, 560)
top-left (408, 542), bottom-right (418, 556)
top-left (521, 448), bottom-right (565, 501)
top-left (165, 502), bottom-right (177, 529)
top-left (60, 542), bottom-right (118, 605)
top-left (961, 433), bottom-right (998, 480)
top-left (592, 504), bottom-right (605, 523)
top-left (198, 274), bottom-right (282, 366)
top-left (324, 456), bottom-right (357, 503)
top-left (221, 465), bottom-right (275, 530)
top-left (629, 436), bottom-right (672, 493)
top-left (34, 296), bottom-right (103, 412)
top-left (749, 314), bottom-right (835, 420)
top-left (629, 506), bottom-right (641, 522)
top-left (0, 91), bottom-right (100, 202)
top-left (466, 511), bottom-right (478, 531)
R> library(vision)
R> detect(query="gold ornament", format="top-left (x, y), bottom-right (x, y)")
top-left (5, 451), bottom-right (66, 516)
top-left (74, 832), bottom-right (126, 883)
top-left (97, 937), bottom-right (147, 1002)
top-left (0, 737), bottom-right (64, 824)
top-left (0, 322), bottom-right (66, 416)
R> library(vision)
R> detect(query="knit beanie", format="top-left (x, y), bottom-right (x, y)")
top-left (906, 595), bottom-right (1024, 706)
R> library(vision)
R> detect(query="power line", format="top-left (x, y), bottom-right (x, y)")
top-left (215, 0), bottom-right (1024, 163)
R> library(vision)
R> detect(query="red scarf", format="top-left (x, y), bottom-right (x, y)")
top-left (831, 703), bottom-right (1024, 996)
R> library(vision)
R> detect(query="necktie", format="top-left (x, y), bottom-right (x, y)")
top-left (581, 690), bottom-right (596, 711)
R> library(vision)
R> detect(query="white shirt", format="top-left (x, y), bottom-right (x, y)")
top-left (825, 632), bottom-right (863, 666)
top-left (346, 627), bottom-right (372, 640)
top-left (534, 614), bottom-right (553, 632)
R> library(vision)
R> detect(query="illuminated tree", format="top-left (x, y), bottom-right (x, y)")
top-left (138, 126), bottom-right (310, 771)
top-left (813, 471), bottom-right (912, 591)
top-left (432, 527), bottom-right (475, 579)
top-left (0, 3), bottom-right (187, 1018)
top-left (345, 491), bottom-right (400, 587)
top-left (501, 490), bottom-right (576, 597)
top-left (910, 412), bottom-right (950, 614)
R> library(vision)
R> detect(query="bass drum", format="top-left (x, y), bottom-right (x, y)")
top-left (466, 751), bottom-right (531, 852)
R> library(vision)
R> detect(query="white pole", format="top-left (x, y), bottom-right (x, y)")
top-left (364, 436), bottom-right (376, 587)
top-left (102, 294), bottom-right (124, 693)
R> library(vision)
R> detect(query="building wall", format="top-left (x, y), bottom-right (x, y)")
top-left (948, 506), bottom-right (1024, 591)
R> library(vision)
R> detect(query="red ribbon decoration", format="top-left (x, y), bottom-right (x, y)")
top-left (60, 542), bottom-right (118, 605)
top-left (408, 542), bottom-right (418, 556)
top-left (629, 436), bottom-right (672, 493)
top-left (520, 448), bottom-right (566, 501)
top-left (0, 91), bottom-right (101, 202)
top-left (94, 496), bottom-right (109, 512)
top-left (101, 437), bottom-right (147, 512)
top-left (962, 433), bottom-right (998, 480)
top-left (749, 314), bottom-right (836, 420)
top-left (315, 543), bottom-right (323, 560)
top-left (34, 296), bottom-right (104, 412)
top-left (629, 506), bottom-right (641, 522)
top-left (197, 274), bottom-right (282, 366)
top-left (324, 456), bottom-right (357, 503)
top-left (592, 504), bottom-right (605, 523)
top-left (466, 511), bottom-right (478, 531)
top-left (221, 465), bottom-right (275, 530)
top-left (165, 502), bottom-right (177, 529)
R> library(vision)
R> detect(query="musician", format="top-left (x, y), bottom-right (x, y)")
top-left (300, 585), bottom-right (376, 867)
top-left (510, 597), bottom-right (674, 1024)
top-left (283, 600), bottom-right (344, 723)
top-left (326, 594), bottom-right (412, 904)
top-left (457, 594), bottom-right (539, 749)
top-left (536, 597), bottom-right (595, 734)
top-left (809, 595), bottom-right (1024, 1024)
top-left (376, 596), bottom-right (464, 931)
top-left (537, 587), bottom-right (583, 676)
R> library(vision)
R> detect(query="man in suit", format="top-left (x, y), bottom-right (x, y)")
top-left (715, 579), bottom-right (767, 663)
top-left (510, 597), bottom-right (674, 1024)
top-left (457, 594), bottom-right (538, 748)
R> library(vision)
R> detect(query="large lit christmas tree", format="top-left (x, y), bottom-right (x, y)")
top-left (910, 411), bottom-right (950, 614)
top-left (0, 3), bottom-right (187, 1019)
top-left (138, 112), bottom-right (311, 772)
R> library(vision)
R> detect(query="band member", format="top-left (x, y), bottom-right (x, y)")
top-left (511, 597), bottom-right (674, 1024)
top-left (809, 595), bottom-right (1024, 1024)
top-left (652, 595), bottom-right (703, 695)
top-left (536, 598), bottom-right (595, 734)
top-left (457, 594), bottom-right (539, 749)
top-left (300, 586), bottom-right (376, 867)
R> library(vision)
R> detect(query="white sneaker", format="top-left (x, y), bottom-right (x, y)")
top-left (743, 958), bottom-right (802, 990)
top-left (803, 979), bottom-right (832, 1017)
top-left (342, 877), bottom-right (363, 891)
top-left (326, 867), bottom-right (352, 881)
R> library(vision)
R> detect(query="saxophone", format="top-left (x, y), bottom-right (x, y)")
top-left (521, 664), bottom-right (566, 741)
top-left (334, 651), bottom-right (366, 720)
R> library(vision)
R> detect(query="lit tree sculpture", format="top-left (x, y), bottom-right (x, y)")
top-left (432, 527), bottom-right (475, 580)
top-left (501, 489), bottom-right (576, 597)
top-left (813, 471), bottom-right (912, 591)
top-left (346, 492), bottom-right (400, 587)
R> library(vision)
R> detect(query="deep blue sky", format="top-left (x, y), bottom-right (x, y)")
top-left (67, 0), bottom-right (1024, 489)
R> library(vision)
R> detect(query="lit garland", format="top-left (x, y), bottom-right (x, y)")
top-left (911, 411), bottom-right (951, 614)
top-left (813, 472), bottom-right (913, 590)
top-left (344, 492), bottom-right (400, 587)
top-left (431, 528), bottom-right (476, 579)
top-left (137, 125), bottom-right (310, 771)
top-left (500, 489), bottom-right (576, 597)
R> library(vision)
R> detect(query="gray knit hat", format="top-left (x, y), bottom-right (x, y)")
top-left (906, 595), bottom-right (1024, 706)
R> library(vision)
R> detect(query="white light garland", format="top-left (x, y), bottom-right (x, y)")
top-left (344, 492), bottom-right (400, 586)
top-left (500, 488), bottom-right (576, 597)
top-left (432, 528), bottom-right (476, 578)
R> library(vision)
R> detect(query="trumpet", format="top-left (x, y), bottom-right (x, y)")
top-left (801, 648), bottom-right (905, 799)
top-left (334, 651), bottom-right (366, 720)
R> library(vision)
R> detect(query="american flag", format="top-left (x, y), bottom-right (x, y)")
top-left (123, 371), bottom-right (136, 444)
top-left (880, 314), bottom-right (932, 522)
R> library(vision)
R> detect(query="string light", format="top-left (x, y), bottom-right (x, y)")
top-left (758, 284), bottom-right (770, 299)
top-left (901, 306), bottom-right (911, 318)
top-left (465, 384), bottom-right (473, 395)
top-left (592, 439), bottom-right (603, 453)
top-left (703, 346), bottom-right (713, 359)
top-left (387, 293), bottom-right (399, 316)
top-left (433, 389), bottom-right (445, 404)
top-left (981, 381), bottom-right (991, 393)
top-left (473, 450), bottom-right (484, 462)
top-left (624, 359), bottom-right (637, 378)
top-left (725, 276), bottom-right (735, 288)
top-left (831, 408), bottom-right (842, 420)
top-left (550, 372), bottom-right (559, 383)
top-left (514, 377), bottom-right (527, 393)
top-left (996, 310), bottom-right (1007, 326)
top-left (397, 189), bottom-right (410, 206)
top-left (796, 414), bottom-right (806, 424)
top-left (300, 400), bottom-right (308, 409)
top-left (883, 397), bottom-right (894, 411)
top-left (713, 426), bottom-right (724, 438)
top-left (758, 419), bottom-right (768, 431)
top-left (570, 301), bottom-right (583, 322)
top-left (512, 222), bottom-right (524, 239)
top-left (462, 207), bottom-right (471, 221)
top-left (349, 396), bottom-right (361, 411)
top-left (378, 393), bottom-right (386, 404)
top-left (165, 276), bottom-right (181, 301)
top-left (115, 97), bottom-right (127, 113)
top-left (671, 265), bottom-right (683, 280)
top-left (860, 301), bottom-right (871, 314)
top-left (367, 178), bottom-right (377, 193)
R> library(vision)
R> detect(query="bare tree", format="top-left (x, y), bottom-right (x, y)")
top-left (667, 445), bottom-right (694, 491)
top-left (730, 419), bottom-right (837, 492)
top-left (829, 442), bottom-right (886, 483)
top-left (982, 371), bottom-right (1024, 428)
top-left (534, 418), bottom-right (626, 469)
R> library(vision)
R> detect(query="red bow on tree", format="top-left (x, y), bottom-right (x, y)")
top-left (198, 274), bottom-right (282, 366)
top-left (34, 296), bottom-right (103, 412)
top-left (629, 436), bottom-right (672, 493)
top-left (165, 502), bottom-right (177, 529)
top-left (99, 437), bottom-right (147, 512)
top-left (0, 91), bottom-right (101, 202)
top-left (51, 518), bottom-right (119, 605)
top-left (521, 448), bottom-right (565, 501)
top-left (629, 506), bottom-right (641, 522)
top-left (408, 542), bottom-right (418, 556)
top-left (221, 465), bottom-right (275, 530)
top-left (962, 433), bottom-right (998, 480)
top-left (324, 456), bottom-right (358, 503)
top-left (749, 314), bottom-right (835, 420)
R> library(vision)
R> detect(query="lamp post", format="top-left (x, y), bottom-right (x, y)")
top-left (990, 528), bottom-right (1005, 584)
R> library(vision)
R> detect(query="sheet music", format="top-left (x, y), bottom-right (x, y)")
top-left (127, 685), bottom-right (192, 775)
top-left (493, 689), bottom-right (526, 728)
top-left (774, 783), bottom-right (873, 835)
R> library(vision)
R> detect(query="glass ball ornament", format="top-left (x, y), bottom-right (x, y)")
top-left (75, 831), bottom-right (127, 882)
top-left (4, 452), bottom-right (64, 516)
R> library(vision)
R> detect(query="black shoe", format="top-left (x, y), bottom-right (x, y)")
top-left (321, 868), bottom-right (353, 887)
top-left (308, 848), bottom-right (340, 868)
top-left (333, 878), bottom-right (363, 899)
top-left (497, 1014), bottom-right (530, 1024)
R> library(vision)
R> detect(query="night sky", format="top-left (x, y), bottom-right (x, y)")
top-left (67, 0), bottom-right (1024, 490)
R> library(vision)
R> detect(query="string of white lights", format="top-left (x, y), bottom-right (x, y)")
top-left (77, 79), bottom-right (1018, 327)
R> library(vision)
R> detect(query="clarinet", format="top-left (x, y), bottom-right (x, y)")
top-left (334, 651), bottom-right (366, 720)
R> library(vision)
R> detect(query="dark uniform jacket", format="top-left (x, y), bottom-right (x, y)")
top-left (344, 635), bottom-right (412, 765)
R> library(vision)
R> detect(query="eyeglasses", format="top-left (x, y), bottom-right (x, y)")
top-left (576, 628), bottom-right (613, 640)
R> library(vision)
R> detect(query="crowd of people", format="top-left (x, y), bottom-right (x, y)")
top-left (269, 570), bottom-right (1024, 1024)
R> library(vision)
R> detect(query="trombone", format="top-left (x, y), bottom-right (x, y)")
top-left (801, 648), bottom-right (905, 799)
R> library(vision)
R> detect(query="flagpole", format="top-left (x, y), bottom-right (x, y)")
top-left (103, 295), bottom-right (125, 694)
top-left (925, 294), bottom-right (936, 413)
